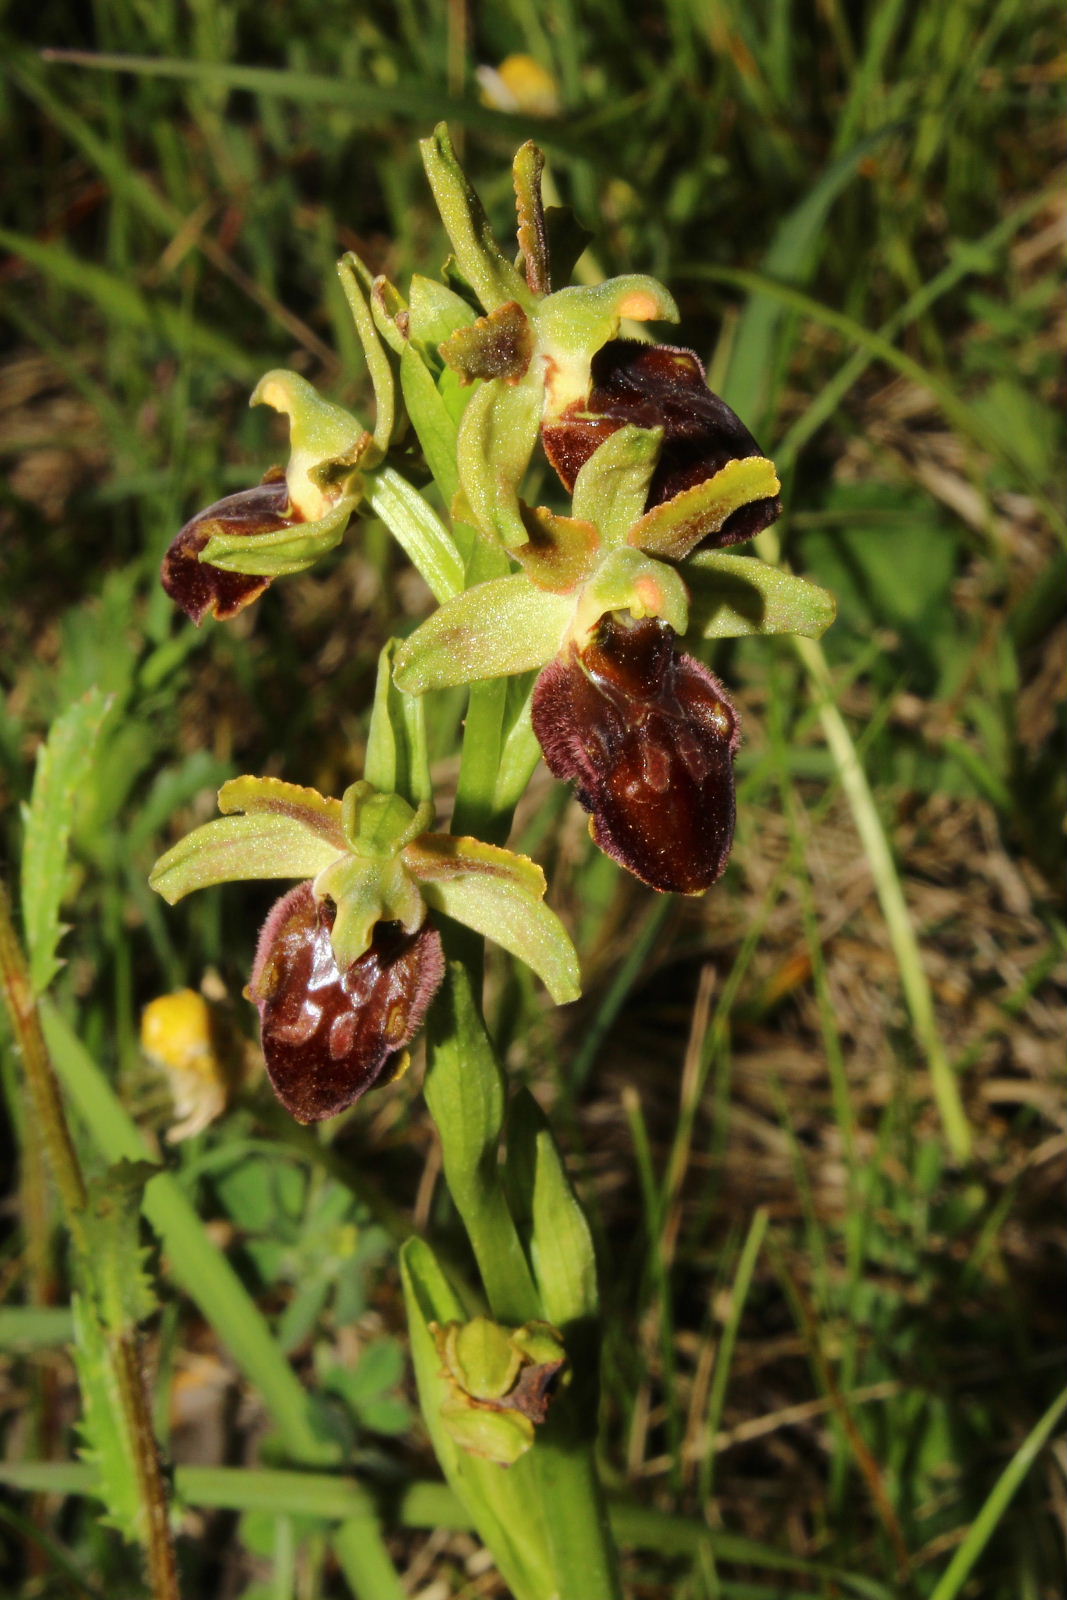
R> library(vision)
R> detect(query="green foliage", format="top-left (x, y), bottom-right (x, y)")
top-left (1, 0), bottom-right (1062, 1596)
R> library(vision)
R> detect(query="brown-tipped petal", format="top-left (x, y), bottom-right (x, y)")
top-left (248, 884), bottom-right (445, 1123)
top-left (161, 480), bottom-right (293, 624)
top-left (542, 339), bottom-right (782, 548)
top-left (532, 614), bottom-right (740, 894)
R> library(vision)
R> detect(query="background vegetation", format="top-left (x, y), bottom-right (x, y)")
top-left (0, 1), bottom-right (1063, 1596)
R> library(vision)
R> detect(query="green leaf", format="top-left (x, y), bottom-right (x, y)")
top-left (410, 841), bottom-right (580, 1004)
top-left (149, 813), bottom-right (345, 904)
top-left (393, 576), bottom-right (572, 693)
top-left (505, 1091), bottom-right (598, 1327)
top-left (400, 343), bottom-right (461, 499)
top-left (419, 124), bottom-right (532, 315)
top-left (82, 1160), bottom-right (160, 1333)
top-left (628, 457), bottom-right (781, 561)
top-left (201, 498), bottom-right (355, 577)
top-left (456, 376), bottom-right (544, 548)
top-left (366, 467), bottom-right (465, 603)
top-left (687, 552), bottom-right (836, 640)
top-left (365, 641), bottom-right (432, 806)
top-left (71, 1292), bottom-right (145, 1542)
top-left (571, 425), bottom-right (662, 546)
top-left (20, 688), bottom-right (110, 994)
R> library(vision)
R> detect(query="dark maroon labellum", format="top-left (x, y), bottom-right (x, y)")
top-left (247, 884), bottom-right (445, 1123)
top-left (542, 339), bottom-right (782, 548)
top-left (161, 479), bottom-right (295, 625)
top-left (532, 614), bottom-right (740, 894)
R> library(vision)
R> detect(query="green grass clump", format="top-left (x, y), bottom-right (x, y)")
top-left (0, 2), bottom-right (1063, 1596)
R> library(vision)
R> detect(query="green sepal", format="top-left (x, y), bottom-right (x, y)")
top-left (392, 576), bottom-right (572, 693)
top-left (400, 1239), bottom-right (555, 1599)
top-left (420, 124), bottom-right (533, 314)
top-left (439, 300), bottom-right (534, 384)
top-left (251, 370), bottom-right (369, 520)
top-left (364, 641), bottom-right (433, 806)
top-left (201, 497), bottom-right (355, 578)
top-left (341, 783), bottom-right (432, 857)
top-left (687, 552), bottom-right (837, 640)
top-left (575, 547), bottom-right (689, 639)
top-left (628, 456), bottom-right (781, 561)
top-left (149, 777), bottom-right (347, 904)
top-left (456, 375), bottom-right (543, 547)
top-left (571, 424), bottom-right (662, 547)
top-left (537, 277), bottom-right (679, 417)
top-left (513, 508), bottom-right (600, 594)
top-left (407, 272), bottom-right (479, 352)
top-left (405, 835), bottom-right (580, 1004)
top-left (149, 814), bottom-right (346, 904)
top-left (337, 254), bottom-right (396, 454)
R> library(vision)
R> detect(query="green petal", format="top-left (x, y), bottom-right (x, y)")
top-left (405, 836), bottom-right (580, 1004)
top-left (439, 300), bottom-right (534, 384)
top-left (149, 814), bottom-right (345, 905)
top-left (218, 775), bottom-right (346, 845)
top-left (392, 576), bottom-right (572, 693)
top-left (512, 507), bottom-right (600, 594)
top-left (201, 498), bottom-right (355, 577)
top-left (571, 424), bottom-right (662, 546)
top-left (687, 552), bottom-right (838, 640)
top-left (456, 376), bottom-right (543, 548)
top-left (628, 456), bottom-right (781, 561)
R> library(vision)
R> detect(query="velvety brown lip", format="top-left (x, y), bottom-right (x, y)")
top-left (247, 884), bottom-right (445, 1123)
top-left (532, 613), bottom-right (740, 895)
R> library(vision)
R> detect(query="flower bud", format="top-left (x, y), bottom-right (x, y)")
top-left (532, 613), bottom-right (740, 894)
top-left (542, 339), bottom-right (782, 548)
top-left (433, 1316), bottom-right (568, 1466)
top-left (247, 883), bottom-right (445, 1123)
top-left (161, 477), bottom-right (294, 625)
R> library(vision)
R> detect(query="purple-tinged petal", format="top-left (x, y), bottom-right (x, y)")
top-left (531, 614), bottom-right (740, 894)
top-left (161, 479), bottom-right (294, 624)
top-left (542, 339), bottom-right (782, 548)
top-left (248, 884), bottom-right (445, 1123)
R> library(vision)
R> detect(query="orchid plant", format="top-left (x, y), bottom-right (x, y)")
top-left (151, 125), bottom-right (834, 1599)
